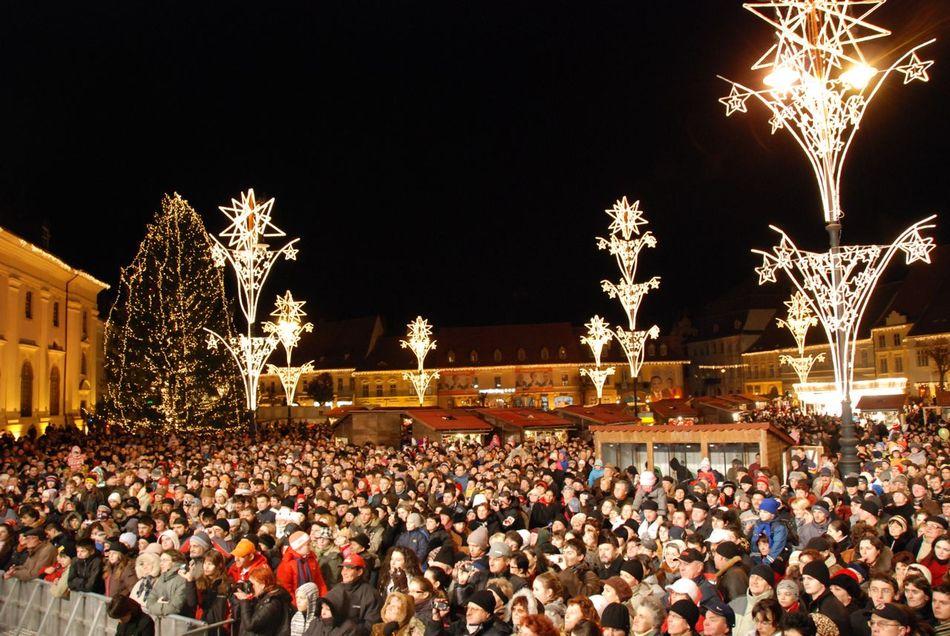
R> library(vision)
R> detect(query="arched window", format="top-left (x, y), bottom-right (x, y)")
top-left (447, 350), bottom-right (455, 364)
top-left (470, 350), bottom-right (478, 363)
top-left (660, 343), bottom-right (668, 356)
top-left (375, 381), bottom-right (383, 397)
top-left (557, 346), bottom-right (567, 360)
top-left (540, 347), bottom-right (550, 361)
top-left (517, 348), bottom-right (526, 362)
top-left (20, 361), bottom-right (33, 417)
top-left (493, 349), bottom-right (502, 363)
top-left (648, 344), bottom-right (656, 357)
top-left (389, 380), bottom-right (397, 396)
top-left (49, 367), bottom-right (60, 417)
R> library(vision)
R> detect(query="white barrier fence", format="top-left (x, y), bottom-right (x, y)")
top-left (0, 574), bottom-right (205, 636)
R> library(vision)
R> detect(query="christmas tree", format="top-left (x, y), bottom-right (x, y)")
top-left (105, 193), bottom-right (243, 430)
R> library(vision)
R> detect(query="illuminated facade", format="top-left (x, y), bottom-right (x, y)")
top-left (0, 227), bottom-right (108, 435)
top-left (258, 319), bottom-right (688, 413)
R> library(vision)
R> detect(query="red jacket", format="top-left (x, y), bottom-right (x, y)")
top-left (227, 552), bottom-right (271, 583)
top-left (275, 547), bottom-right (326, 606)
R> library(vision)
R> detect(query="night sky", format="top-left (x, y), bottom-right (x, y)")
top-left (1, 1), bottom-right (947, 331)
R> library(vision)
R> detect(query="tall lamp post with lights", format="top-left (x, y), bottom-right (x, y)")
top-left (205, 189), bottom-right (300, 434)
top-left (265, 290), bottom-right (314, 424)
top-left (718, 0), bottom-right (936, 475)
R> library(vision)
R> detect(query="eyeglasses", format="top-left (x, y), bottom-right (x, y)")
top-left (869, 619), bottom-right (902, 629)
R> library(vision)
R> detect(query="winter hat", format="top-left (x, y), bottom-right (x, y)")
top-left (468, 590), bottom-right (497, 615)
top-left (190, 532), bottom-right (211, 551)
top-left (289, 531), bottom-right (310, 553)
top-left (776, 579), bottom-right (800, 598)
top-left (666, 578), bottom-right (701, 603)
top-left (704, 598), bottom-right (735, 628)
top-left (750, 564), bottom-right (777, 588)
top-left (830, 573), bottom-right (862, 600)
top-left (640, 472), bottom-right (657, 487)
top-left (158, 530), bottom-right (180, 550)
top-left (488, 541), bottom-right (511, 558)
top-left (119, 532), bottom-right (139, 550)
top-left (802, 560), bottom-right (831, 587)
top-left (467, 525), bottom-right (489, 549)
top-left (604, 576), bottom-right (633, 602)
top-left (620, 559), bottom-right (644, 582)
top-left (601, 603), bottom-right (631, 631)
top-left (342, 553), bottom-right (366, 569)
top-left (231, 539), bottom-right (256, 559)
top-left (669, 599), bottom-right (701, 630)
top-left (716, 541), bottom-right (742, 560)
top-left (759, 498), bottom-right (781, 515)
top-left (350, 533), bottom-right (371, 550)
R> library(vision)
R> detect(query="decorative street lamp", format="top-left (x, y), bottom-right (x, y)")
top-left (718, 0), bottom-right (936, 475)
top-left (580, 315), bottom-right (616, 403)
top-left (777, 291), bottom-right (825, 385)
top-left (205, 189), bottom-right (300, 432)
top-left (264, 291), bottom-right (315, 421)
top-left (594, 197), bottom-right (661, 413)
top-left (401, 316), bottom-right (439, 406)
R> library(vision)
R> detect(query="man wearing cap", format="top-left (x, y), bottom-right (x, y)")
top-left (485, 540), bottom-right (526, 592)
top-left (713, 541), bottom-right (748, 603)
top-left (395, 511), bottom-right (430, 563)
top-left (668, 598), bottom-right (701, 636)
top-left (802, 560), bottom-right (851, 636)
top-left (908, 514), bottom-right (948, 561)
top-left (678, 548), bottom-right (717, 605)
top-left (228, 538), bottom-right (271, 583)
top-left (703, 599), bottom-right (736, 636)
top-left (276, 530), bottom-right (327, 606)
top-left (749, 498), bottom-right (788, 564)
top-left (594, 533), bottom-right (624, 579)
top-left (447, 589), bottom-right (506, 635)
top-left (5, 527), bottom-right (57, 581)
top-left (601, 601), bottom-right (632, 636)
top-left (689, 500), bottom-right (714, 540)
top-left (324, 552), bottom-right (381, 635)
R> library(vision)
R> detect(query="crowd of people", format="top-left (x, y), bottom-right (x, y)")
top-left (0, 412), bottom-right (949, 636)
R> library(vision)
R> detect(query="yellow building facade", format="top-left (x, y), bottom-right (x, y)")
top-left (0, 228), bottom-right (109, 435)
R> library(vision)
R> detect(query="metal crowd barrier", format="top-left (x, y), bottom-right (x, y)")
top-left (0, 573), bottom-right (205, 636)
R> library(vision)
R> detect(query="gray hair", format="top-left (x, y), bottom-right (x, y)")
top-left (636, 595), bottom-right (666, 628)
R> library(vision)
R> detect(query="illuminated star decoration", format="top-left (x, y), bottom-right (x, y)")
top-left (263, 290), bottom-right (314, 364)
top-left (401, 316), bottom-right (440, 406)
top-left (719, 86), bottom-right (750, 116)
top-left (899, 229), bottom-right (936, 264)
top-left (718, 0), bottom-right (935, 223)
top-left (898, 52), bottom-right (934, 84)
top-left (756, 257), bottom-right (778, 285)
top-left (776, 291), bottom-right (825, 384)
top-left (605, 196), bottom-right (648, 239)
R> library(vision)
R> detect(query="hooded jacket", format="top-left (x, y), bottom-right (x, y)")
top-left (291, 582), bottom-right (321, 636)
top-left (303, 597), bottom-right (359, 636)
top-left (277, 547), bottom-right (327, 607)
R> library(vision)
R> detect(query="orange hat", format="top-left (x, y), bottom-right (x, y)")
top-left (231, 539), bottom-right (256, 559)
top-left (342, 553), bottom-right (366, 569)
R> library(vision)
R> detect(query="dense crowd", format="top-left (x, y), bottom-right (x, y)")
top-left (1, 411), bottom-right (950, 636)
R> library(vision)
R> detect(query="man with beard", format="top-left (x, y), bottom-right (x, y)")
top-left (594, 533), bottom-right (623, 579)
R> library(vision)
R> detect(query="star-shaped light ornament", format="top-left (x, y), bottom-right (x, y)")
top-left (284, 245), bottom-right (299, 261)
top-left (217, 189), bottom-right (286, 248)
top-left (206, 333), bottom-right (219, 351)
top-left (898, 53), bottom-right (934, 84)
top-left (899, 230), bottom-right (936, 264)
top-left (605, 197), bottom-right (648, 239)
top-left (769, 113), bottom-right (785, 134)
top-left (756, 257), bottom-right (778, 285)
top-left (720, 86), bottom-right (750, 116)
top-left (271, 291), bottom-right (308, 324)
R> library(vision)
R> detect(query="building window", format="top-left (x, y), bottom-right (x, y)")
top-left (447, 350), bottom-right (455, 364)
top-left (540, 347), bottom-right (549, 361)
top-left (895, 356), bottom-right (903, 373)
top-left (918, 349), bottom-right (930, 367)
top-left (49, 367), bottom-right (60, 417)
top-left (361, 382), bottom-right (369, 398)
top-left (470, 350), bottom-right (478, 363)
top-left (82, 311), bottom-right (88, 340)
top-left (20, 361), bottom-right (33, 417)
top-left (494, 376), bottom-right (501, 389)
top-left (880, 358), bottom-right (888, 373)
top-left (389, 381), bottom-right (397, 396)
top-left (647, 344), bottom-right (656, 357)
top-left (52, 302), bottom-right (59, 327)
top-left (861, 350), bottom-right (869, 367)
top-left (660, 343), bottom-right (668, 356)
top-left (893, 333), bottom-right (901, 347)
top-left (24, 291), bottom-right (32, 320)
top-left (493, 349), bottom-right (502, 363)
top-left (561, 374), bottom-right (569, 386)
top-left (337, 377), bottom-right (344, 393)
top-left (375, 382), bottom-right (383, 397)
top-left (557, 346), bottom-right (567, 360)
top-left (878, 334), bottom-right (886, 348)
top-left (80, 352), bottom-right (88, 376)
top-left (517, 348), bottom-right (526, 362)
top-left (768, 365), bottom-right (774, 378)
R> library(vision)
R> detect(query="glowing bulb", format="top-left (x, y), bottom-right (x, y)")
top-left (840, 63), bottom-right (877, 89)
top-left (764, 66), bottom-right (799, 91)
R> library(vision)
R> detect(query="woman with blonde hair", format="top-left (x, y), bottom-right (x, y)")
top-left (371, 591), bottom-right (425, 636)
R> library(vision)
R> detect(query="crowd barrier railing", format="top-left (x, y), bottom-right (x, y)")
top-left (0, 573), bottom-right (206, 636)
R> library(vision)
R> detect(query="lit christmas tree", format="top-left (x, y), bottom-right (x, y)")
top-left (104, 194), bottom-right (243, 430)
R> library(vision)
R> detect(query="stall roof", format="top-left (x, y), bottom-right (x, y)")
top-left (855, 394), bottom-right (906, 411)
top-left (589, 421), bottom-right (796, 444)
top-left (557, 404), bottom-right (639, 425)
top-left (406, 409), bottom-right (492, 432)
top-left (936, 390), bottom-right (950, 407)
top-left (650, 398), bottom-right (700, 419)
top-left (475, 408), bottom-right (572, 429)
top-left (691, 396), bottom-right (740, 412)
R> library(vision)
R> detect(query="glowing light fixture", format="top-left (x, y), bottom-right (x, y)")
top-left (777, 291), bottom-right (825, 384)
top-left (401, 316), bottom-right (439, 406)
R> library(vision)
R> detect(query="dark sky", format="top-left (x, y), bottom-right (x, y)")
top-left (1, 1), bottom-right (947, 332)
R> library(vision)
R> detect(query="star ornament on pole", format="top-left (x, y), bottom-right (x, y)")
top-left (266, 362), bottom-right (315, 407)
top-left (263, 290), bottom-right (313, 364)
top-left (401, 316), bottom-right (439, 406)
top-left (717, 0), bottom-right (935, 224)
top-left (777, 291), bottom-right (825, 384)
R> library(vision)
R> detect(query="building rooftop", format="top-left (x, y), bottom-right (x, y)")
top-left (475, 407), bottom-right (572, 428)
top-left (405, 408), bottom-right (493, 431)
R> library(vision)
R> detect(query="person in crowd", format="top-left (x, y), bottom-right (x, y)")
top-left (234, 565), bottom-right (293, 635)
top-left (193, 550), bottom-right (232, 635)
top-left (67, 538), bottom-right (105, 593)
top-left (277, 530), bottom-right (327, 605)
top-left (103, 539), bottom-right (138, 598)
top-left (146, 549), bottom-right (194, 618)
top-left (107, 594), bottom-right (155, 636)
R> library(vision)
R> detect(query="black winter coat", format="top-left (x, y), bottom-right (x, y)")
top-left (323, 580), bottom-right (381, 636)
top-left (68, 554), bottom-right (104, 593)
top-left (115, 612), bottom-right (155, 636)
top-left (237, 586), bottom-right (292, 636)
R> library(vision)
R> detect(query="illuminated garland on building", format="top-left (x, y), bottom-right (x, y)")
top-left (401, 316), bottom-right (439, 406)
top-left (104, 194), bottom-right (243, 431)
top-left (204, 189), bottom-right (300, 416)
